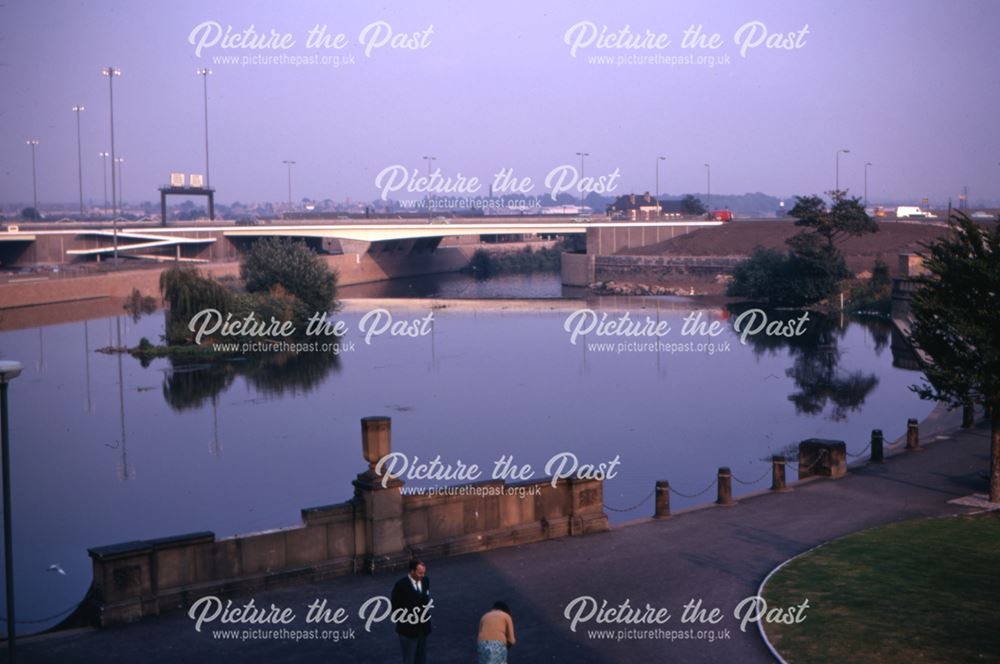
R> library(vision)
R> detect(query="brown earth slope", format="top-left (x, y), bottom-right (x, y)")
top-left (617, 219), bottom-right (957, 274)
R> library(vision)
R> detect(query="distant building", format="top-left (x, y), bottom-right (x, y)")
top-left (659, 200), bottom-right (686, 218)
top-left (607, 192), bottom-right (661, 220)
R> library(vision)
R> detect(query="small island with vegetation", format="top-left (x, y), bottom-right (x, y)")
top-left (130, 237), bottom-right (339, 360)
top-left (727, 189), bottom-right (887, 311)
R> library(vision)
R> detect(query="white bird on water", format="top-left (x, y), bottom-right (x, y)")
top-left (47, 564), bottom-right (66, 576)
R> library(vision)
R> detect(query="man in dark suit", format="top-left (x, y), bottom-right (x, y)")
top-left (391, 559), bottom-right (432, 664)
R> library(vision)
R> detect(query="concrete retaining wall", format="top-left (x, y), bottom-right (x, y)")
top-left (0, 247), bottom-right (475, 310)
top-left (586, 224), bottom-right (703, 255)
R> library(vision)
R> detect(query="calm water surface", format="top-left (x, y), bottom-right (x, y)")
top-left (0, 274), bottom-right (931, 633)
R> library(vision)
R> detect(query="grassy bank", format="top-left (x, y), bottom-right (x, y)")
top-left (762, 512), bottom-right (1000, 663)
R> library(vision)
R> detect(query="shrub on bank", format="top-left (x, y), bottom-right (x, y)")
top-left (466, 243), bottom-right (567, 279)
top-left (845, 257), bottom-right (893, 315)
top-left (159, 238), bottom-right (339, 345)
top-left (726, 237), bottom-right (849, 307)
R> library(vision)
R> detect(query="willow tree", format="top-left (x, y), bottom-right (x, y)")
top-left (159, 266), bottom-right (236, 344)
top-left (908, 212), bottom-right (1000, 502)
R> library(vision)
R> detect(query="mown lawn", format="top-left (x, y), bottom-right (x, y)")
top-left (762, 512), bottom-right (1000, 663)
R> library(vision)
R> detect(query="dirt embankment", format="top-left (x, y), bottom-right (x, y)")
top-left (617, 219), bottom-right (954, 274)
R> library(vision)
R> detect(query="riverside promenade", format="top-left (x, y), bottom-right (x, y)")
top-left (11, 409), bottom-right (993, 663)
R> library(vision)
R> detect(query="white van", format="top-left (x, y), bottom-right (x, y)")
top-left (896, 206), bottom-right (927, 219)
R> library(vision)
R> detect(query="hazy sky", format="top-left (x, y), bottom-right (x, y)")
top-left (2, 0), bottom-right (999, 207)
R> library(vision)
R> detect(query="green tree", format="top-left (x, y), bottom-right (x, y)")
top-left (681, 194), bottom-right (707, 216)
top-left (907, 212), bottom-right (1000, 501)
top-left (785, 232), bottom-right (850, 302)
top-left (729, 189), bottom-right (875, 306)
top-left (160, 266), bottom-right (237, 344)
top-left (240, 237), bottom-right (338, 317)
top-left (20, 207), bottom-right (41, 220)
top-left (727, 247), bottom-right (792, 303)
top-left (727, 236), bottom-right (849, 306)
top-left (789, 190), bottom-right (878, 249)
top-left (871, 256), bottom-right (891, 292)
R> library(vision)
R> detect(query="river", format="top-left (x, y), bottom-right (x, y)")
top-left (0, 272), bottom-right (932, 634)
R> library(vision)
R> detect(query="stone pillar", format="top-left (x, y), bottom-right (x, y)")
top-left (716, 468), bottom-right (735, 506)
top-left (771, 456), bottom-right (788, 492)
top-left (870, 429), bottom-right (884, 463)
top-left (566, 478), bottom-right (609, 535)
top-left (798, 439), bottom-right (847, 479)
top-left (360, 416), bottom-right (391, 477)
top-left (654, 480), bottom-right (671, 519)
top-left (352, 417), bottom-right (407, 574)
top-left (906, 418), bottom-right (920, 451)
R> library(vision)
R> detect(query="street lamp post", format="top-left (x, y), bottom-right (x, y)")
top-left (836, 148), bottom-right (850, 193)
top-left (197, 68), bottom-right (212, 188)
top-left (0, 360), bottom-right (24, 664)
top-left (72, 106), bottom-right (85, 217)
top-left (282, 160), bottom-right (296, 209)
top-left (422, 156), bottom-right (436, 220)
top-left (575, 152), bottom-right (589, 211)
top-left (115, 158), bottom-right (125, 214)
top-left (864, 162), bottom-right (872, 207)
top-left (102, 66), bottom-right (121, 262)
top-left (25, 140), bottom-right (39, 213)
top-left (99, 153), bottom-right (109, 216)
top-left (656, 156), bottom-right (666, 215)
top-left (704, 163), bottom-right (711, 213)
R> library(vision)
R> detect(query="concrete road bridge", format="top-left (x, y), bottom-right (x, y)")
top-left (0, 218), bottom-right (722, 268)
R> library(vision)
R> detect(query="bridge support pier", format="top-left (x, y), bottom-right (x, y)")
top-left (561, 252), bottom-right (595, 287)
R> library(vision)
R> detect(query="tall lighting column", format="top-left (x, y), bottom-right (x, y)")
top-left (72, 106), bottom-right (85, 217)
top-left (102, 66), bottom-right (121, 261)
top-left (575, 152), bottom-right (589, 211)
top-left (25, 140), bottom-right (39, 213)
top-left (864, 162), bottom-right (872, 206)
top-left (704, 163), bottom-right (711, 213)
top-left (197, 68), bottom-right (212, 188)
top-left (422, 155), bottom-right (436, 220)
top-left (99, 152), bottom-right (110, 215)
top-left (656, 156), bottom-right (666, 216)
top-left (835, 148), bottom-right (850, 193)
top-left (282, 160), bottom-right (296, 209)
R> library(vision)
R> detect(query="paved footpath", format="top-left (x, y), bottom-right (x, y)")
top-left (11, 411), bottom-right (994, 664)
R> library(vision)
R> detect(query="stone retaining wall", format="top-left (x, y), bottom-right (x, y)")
top-left (595, 255), bottom-right (746, 285)
top-left (86, 417), bottom-right (608, 627)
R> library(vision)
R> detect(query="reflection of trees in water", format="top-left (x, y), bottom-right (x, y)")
top-left (863, 317), bottom-right (891, 356)
top-left (161, 351), bottom-right (340, 411)
top-left (786, 356), bottom-right (879, 421)
top-left (240, 350), bottom-right (340, 396)
top-left (122, 289), bottom-right (158, 323)
top-left (162, 362), bottom-right (238, 411)
top-left (729, 306), bottom-right (881, 421)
